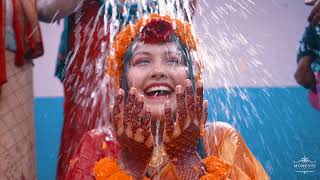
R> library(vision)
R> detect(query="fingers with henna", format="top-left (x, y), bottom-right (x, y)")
top-left (132, 95), bottom-right (146, 143)
top-left (124, 88), bottom-right (137, 138)
top-left (141, 105), bottom-right (153, 148)
top-left (112, 89), bottom-right (124, 136)
top-left (163, 100), bottom-right (173, 143)
top-left (200, 100), bottom-right (208, 135)
top-left (176, 85), bottom-right (187, 131)
top-left (195, 81), bottom-right (203, 126)
top-left (185, 79), bottom-right (195, 124)
top-left (132, 95), bottom-right (144, 134)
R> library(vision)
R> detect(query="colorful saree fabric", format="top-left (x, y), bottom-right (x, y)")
top-left (64, 122), bottom-right (269, 180)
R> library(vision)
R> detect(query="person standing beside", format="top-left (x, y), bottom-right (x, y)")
top-left (295, 0), bottom-right (320, 110)
top-left (0, 0), bottom-right (43, 179)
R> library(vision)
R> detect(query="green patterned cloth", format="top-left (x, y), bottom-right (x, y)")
top-left (297, 25), bottom-right (320, 72)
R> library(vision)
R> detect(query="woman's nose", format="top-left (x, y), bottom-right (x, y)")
top-left (150, 65), bottom-right (168, 79)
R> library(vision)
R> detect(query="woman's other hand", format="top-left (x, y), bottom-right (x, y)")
top-left (295, 56), bottom-right (316, 92)
top-left (111, 88), bottom-right (154, 180)
top-left (162, 79), bottom-right (208, 179)
top-left (37, 0), bottom-right (84, 22)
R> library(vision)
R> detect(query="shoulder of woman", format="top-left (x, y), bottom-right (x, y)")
top-left (203, 121), bottom-right (240, 146)
top-left (205, 121), bottom-right (239, 136)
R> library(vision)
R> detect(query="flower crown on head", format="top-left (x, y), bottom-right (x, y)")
top-left (107, 13), bottom-right (202, 89)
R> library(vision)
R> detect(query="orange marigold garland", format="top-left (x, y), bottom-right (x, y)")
top-left (200, 155), bottom-right (231, 180)
top-left (94, 155), bottom-right (230, 180)
top-left (93, 157), bottom-right (150, 180)
top-left (93, 157), bottom-right (121, 180)
top-left (107, 13), bottom-right (200, 90)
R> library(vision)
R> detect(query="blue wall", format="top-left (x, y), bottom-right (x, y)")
top-left (34, 98), bottom-right (63, 180)
top-left (205, 87), bottom-right (320, 179)
top-left (34, 87), bottom-right (320, 179)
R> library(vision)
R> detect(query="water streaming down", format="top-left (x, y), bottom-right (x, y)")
top-left (58, 0), bottom-right (312, 178)
top-left (65, 0), bottom-right (268, 174)
top-left (193, 0), bottom-right (311, 178)
top-left (194, 0), bottom-right (277, 174)
top-left (154, 119), bottom-right (161, 180)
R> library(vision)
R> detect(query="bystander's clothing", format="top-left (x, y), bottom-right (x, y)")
top-left (297, 24), bottom-right (320, 72)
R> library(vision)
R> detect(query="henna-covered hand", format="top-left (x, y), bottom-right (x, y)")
top-left (111, 88), bottom-right (154, 180)
top-left (163, 79), bottom-right (208, 179)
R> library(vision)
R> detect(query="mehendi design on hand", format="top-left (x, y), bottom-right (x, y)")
top-left (111, 87), bottom-right (154, 180)
top-left (176, 85), bottom-right (187, 131)
top-left (164, 101), bottom-right (174, 140)
top-left (112, 89), bottom-right (124, 136)
top-left (124, 88), bottom-right (136, 135)
top-left (163, 79), bottom-right (208, 179)
top-left (141, 106), bottom-right (152, 142)
top-left (132, 95), bottom-right (144, 134)
top-left (195, 81), bottom-right (204, 125)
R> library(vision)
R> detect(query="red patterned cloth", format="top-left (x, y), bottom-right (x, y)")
top-left (57, 0), bottom-right (110, 179)
top-left (65, 128), bottom-right (120, 180)
top-left (0, 0), bottom-right (43, 86)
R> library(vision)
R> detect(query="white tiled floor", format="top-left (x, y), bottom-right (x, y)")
top-left (0, 50), bottom-right (36, 180)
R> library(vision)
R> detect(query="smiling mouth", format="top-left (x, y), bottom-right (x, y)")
top-left (144, 85), bottom-right (173, 98)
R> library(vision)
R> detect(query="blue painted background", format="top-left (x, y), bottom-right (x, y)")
top-left (34, 87), bottom-right (320, 180)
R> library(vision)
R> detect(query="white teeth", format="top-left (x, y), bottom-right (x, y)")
top-left (146, 86), bottom-right (171, 93)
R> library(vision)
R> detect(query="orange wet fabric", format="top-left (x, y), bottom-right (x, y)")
top-left (65, 122), bottom-right (269, 179)
top-left (203, 122), bottom-right (270, 180)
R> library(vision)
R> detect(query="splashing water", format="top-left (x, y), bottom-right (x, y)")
top-left (56, 0), bottom-right (313, 178)
top-left (66, 0), bottom-right (266, 173)
top-left (154, 118), bottom-right (161, 180)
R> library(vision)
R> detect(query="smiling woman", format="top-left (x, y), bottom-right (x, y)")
top-left (64, 13), bottom-right (269, 180)
top-left (125, 42), bottom-right (188, 120)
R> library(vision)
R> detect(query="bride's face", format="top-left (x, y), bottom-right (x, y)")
top-left (126, 42), bottom-right (189, 120)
